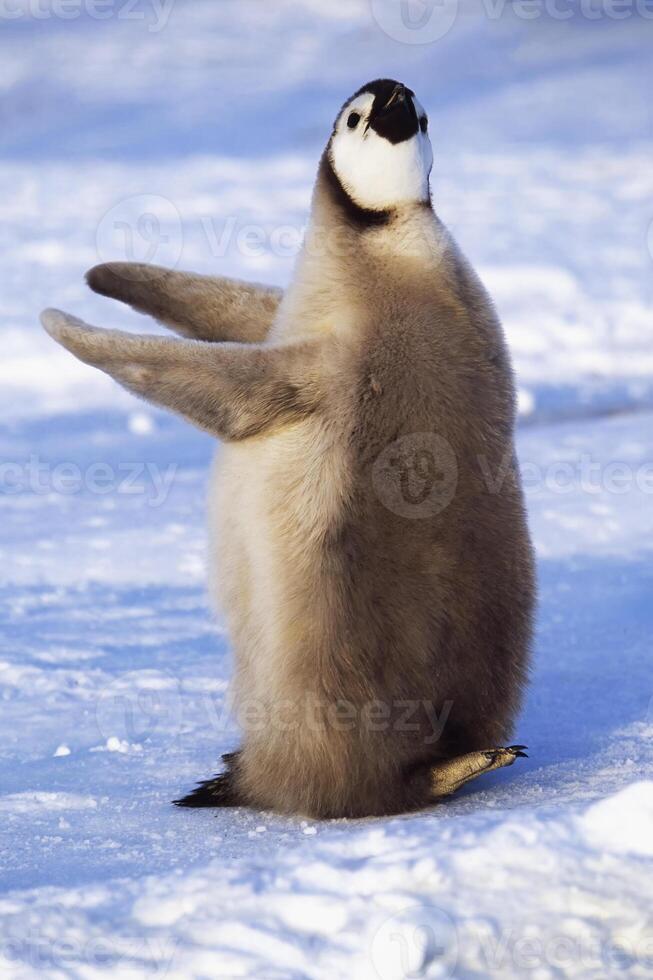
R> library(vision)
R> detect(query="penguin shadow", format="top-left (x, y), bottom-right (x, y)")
top-left (463, 552), bottom-right (653, 805)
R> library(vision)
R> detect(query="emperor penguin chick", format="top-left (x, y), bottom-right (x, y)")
top-left (41, 79), bottom-right (535, 818)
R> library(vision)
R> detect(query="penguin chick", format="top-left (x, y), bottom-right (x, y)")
top-left (41, 79), bottom-right (535, 818)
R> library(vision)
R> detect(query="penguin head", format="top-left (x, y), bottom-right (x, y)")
top-left (327, 79), bottom-right (433, 215)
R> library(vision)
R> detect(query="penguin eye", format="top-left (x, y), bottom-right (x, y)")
top-left (420, 116), bottom-right (428, 134)
top-left (347, 112), bottom-right (361, 130)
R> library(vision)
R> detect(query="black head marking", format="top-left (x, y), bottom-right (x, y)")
top-left (338, 78), bottom-right (420, 146)
top-left (323, 79), bottom-right (430, 229)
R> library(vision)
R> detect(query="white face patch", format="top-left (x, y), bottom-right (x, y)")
top-left (329, 91), bottom-right (433, 212)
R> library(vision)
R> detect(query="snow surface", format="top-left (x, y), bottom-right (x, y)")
top-left (1, 3), bottom-right (653, 978)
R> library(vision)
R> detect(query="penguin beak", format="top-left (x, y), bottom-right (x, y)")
top-left (382, 83), bottom-right (407, 113)
top-left (370, 83), bottom-right (418, 145)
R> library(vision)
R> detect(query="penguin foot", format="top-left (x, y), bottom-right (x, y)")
top-left (430, 744), bottom-right (529, 799)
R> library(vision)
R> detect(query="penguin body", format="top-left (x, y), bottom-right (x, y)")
top-left (42, 80), bottom-right (535, 817)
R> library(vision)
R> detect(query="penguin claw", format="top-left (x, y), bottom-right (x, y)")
top-left (482, 745), bottom-right (529, 765)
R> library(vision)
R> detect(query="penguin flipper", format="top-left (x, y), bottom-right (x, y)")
top-left (86, 262), bottom-right (282, 344)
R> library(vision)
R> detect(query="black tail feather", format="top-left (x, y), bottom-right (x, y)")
top-left (173, 771), bottom-right (240, 808)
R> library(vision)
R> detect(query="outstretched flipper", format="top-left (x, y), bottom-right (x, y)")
top-left (40, 308), bottom-right (324, 441)
top-left (430, 745), bottom-right (528, 799)
top-left (87, 262), bottom-right (283, 343)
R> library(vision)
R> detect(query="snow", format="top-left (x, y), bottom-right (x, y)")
top-left (579, 783), bottom-right (653, 858)
top-left (1, 3), bottom-right (653, 978)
